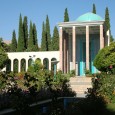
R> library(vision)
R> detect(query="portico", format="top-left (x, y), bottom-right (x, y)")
top-left (58, 12), bottom-right (110, 76)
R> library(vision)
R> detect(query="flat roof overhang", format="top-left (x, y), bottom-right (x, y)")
top-left (58, 20), bottom-right (105, 28)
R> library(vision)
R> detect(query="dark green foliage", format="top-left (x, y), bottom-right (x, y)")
top-left (52, 26), bottom-right (59, 51)
top-left (13, 59), bottom-right (18, 73)
top-left (41, 21), bottom-right (47, 51)
top-left (64, 8), bottom-right (69, 22)
top-left (0, 38), bottom-right (11, 52)
top-left (32, 23), bottom-right (38, 51)
top-left (11, 30), bottom-right (17, 52)
top-left (92, 4), bottom-right (96, 14)
top-left (21, 59), bottom-right (26, 72)
top-left (28, 21), bottom-right (34, 51)
top-left (27, 22), bottom-right (38, 51)
top-left (105, 7), bottom-right (114, 42)
top-left (23, 16), bottom-right (28, 49)
top-left (94, 42), bottom-right (115, 72)
top-left (0, 39), bottom-right (9, 69)
top-left (17, 14), bottom-right (25, 52)
top-left (41, 16), bottom-right (51, 51)
top-left (94, 74), bottom-right (115, 103)
top-left (105, 7), bottom-right (110, 31)
top-left (46, 15), bottom-right (51, 51)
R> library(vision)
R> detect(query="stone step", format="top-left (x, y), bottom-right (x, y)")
top-left (69, 77), bottom-right (92, 98)
top-left (72, 86), bottom-right (91, 90)
top-left (70, 82), bottom-right (92, 85)
top-left (70, 78), bottom-right (92, 83)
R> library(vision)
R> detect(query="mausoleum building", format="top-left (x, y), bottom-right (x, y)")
top-left (6, 12), bottom-right (110, 76)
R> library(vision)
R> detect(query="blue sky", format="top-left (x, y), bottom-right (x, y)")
top-left (0, 0), bottom-right (114, 45)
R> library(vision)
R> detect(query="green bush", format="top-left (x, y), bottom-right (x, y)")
top-left (94, 42), bottom-right (115, 72)
top-left (94, 73), bottom-right (115, 103)
top-left (69, 69), bottom-right (76, 77)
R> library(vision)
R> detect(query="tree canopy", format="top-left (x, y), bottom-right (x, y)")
top-left (0, 39), bottom-right (9, 70)
top-left (11, 30), bottom-right (17, 52)
top-left (17, 14), bottom-right (25, 51)
top-left (52, 26), bottom-right (59, 51)
top-left (64, 8), bottom-right (69, 22)
top-left (92, 4), bottom-right (96, 14)
top-left (94, 42), bottom-right (115, 72)
top-left (41, 21), bottom-right (46, 51)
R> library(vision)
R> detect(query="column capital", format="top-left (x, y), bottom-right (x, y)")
top-left (59, 26), bottom-right (63, 30)
top-left (73, 26), bottom-right (76, 29)
top-left (100, 24), bottom-right (103, 27)
top-left (86, 25), bottom-right (89, 27)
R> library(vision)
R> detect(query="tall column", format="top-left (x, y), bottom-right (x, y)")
top-left (18, 60), bottom-right (21, 72)
top-left (26, 59), bottom-right (28, 71)
top-left (49, 59), bottom-right (51, 70)
top-left (59, 27), bottom-right (63, 72)
top-left (86, 25), bottom-right (89, 70)
top-left (11, 59), bottom-right (13, 71)
top-left (66, 34), bottom-right (69, 73)
top-left (64, 32), bottom-right (67, 73)
top-left (100, 25), bottom-right (104, 49)
top-left (72, 26), bottom-right (76, 70)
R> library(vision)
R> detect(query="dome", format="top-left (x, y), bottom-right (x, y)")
top-left (76, 12), bottom-right (104, 22)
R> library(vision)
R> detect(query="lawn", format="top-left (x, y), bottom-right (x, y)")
top-left (107, 103), bottom-right (115, 112)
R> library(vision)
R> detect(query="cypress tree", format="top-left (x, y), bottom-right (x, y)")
top-left (17, 14), bottom-right (25, 51)
top-left (46, 15), bottom-right (51, 51)
top-left (41, 21), bottom-right (47, 51)
top-left (33, 23), bottom-right (38, 51)
top-left (92, 4), bottom-right (96, 14)
top-left (64, 8), bottom-right (69, 22)
top-left (105, 7), bottom-right (110, 32)
top-left (23, 16), bottom-right (28, 49)
top-left (105, 7), bottom-right (113, 42)
top-left (28, 21), bottom-right (34, 51)
top-left (52, 26), bottom-right (59, 51)
top-left (11, 30), bottom-right (17, 52)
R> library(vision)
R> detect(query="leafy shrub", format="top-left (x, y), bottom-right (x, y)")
top-left (93, 73), bottom-right (115, 103)
top-left (69, 69), bottom-right (76, 77)
top-left (94, 42), bottom-right (115, 72)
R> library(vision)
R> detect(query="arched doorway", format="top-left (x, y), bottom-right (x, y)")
top-left (43, 58), bottom-right (49, 70)
top-left (28, 58), bottom-right (32, 67)
top-left (13, 59), bottom-right (18, 73)
top-left (21, 59), bottom-right (26, 72)
top-left (6, 59), bottom-right (11, 72)
top-left (35, 58), bottom-right (41, 63)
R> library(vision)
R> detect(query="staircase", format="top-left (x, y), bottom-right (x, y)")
top-left (69, 77), bottom-right (92, 98)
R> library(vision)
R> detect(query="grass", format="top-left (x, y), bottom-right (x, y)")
top-left (107, 103), bottom-right (115, 112)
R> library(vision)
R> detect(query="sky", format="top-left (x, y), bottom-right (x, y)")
top-left (0, 0), bottom-right (114, 45)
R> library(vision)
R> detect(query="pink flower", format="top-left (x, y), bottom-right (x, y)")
top-left (110, 65), bottom-right (113, 69)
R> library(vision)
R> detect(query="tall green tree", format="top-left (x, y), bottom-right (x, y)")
top-left (28, 21), bottom-right (34, 51)
top-left (17, 14), bottom-right (25, 51)
top-left (0, 38), bottom-right (8, 69)
top-left (23, 16), bottom-right (28, 49)
top-left (105, 7), bottom-right (110, 31)
top-left (11, 30), bottom-right (17, 52)
top-left (64, 8), bottom-right (69, 22)
top-left (92, 4), bottom-right (96, 14)
top-left (46, 15), bottom-right (51, 51)
top-left (105, 7), bottom-right (114, 42)
top-left (52, 26), bottom-right (59, 51)
top-left (33, 23), bottom-right (38, 51)
top-left (41, 21), bottom-right (47, 51)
